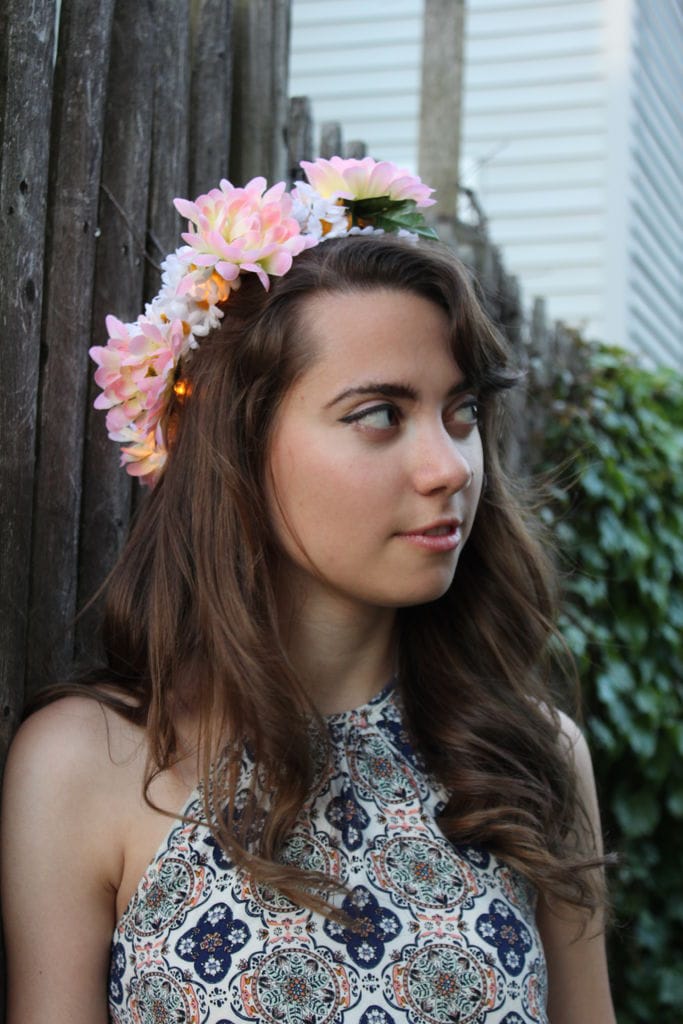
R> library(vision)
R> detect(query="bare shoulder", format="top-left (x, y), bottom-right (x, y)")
top-left (4, 693), bottom-right (145, 805)
top-left (1, 695), bottom-right (148, 1022)
top-left (2, 694), bottom-right (148, 896)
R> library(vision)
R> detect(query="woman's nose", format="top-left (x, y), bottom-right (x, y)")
top-left (411, 427), bottom-right (476, 496)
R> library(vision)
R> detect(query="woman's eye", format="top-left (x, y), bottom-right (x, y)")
top-left (447, 399), bottom-right (479, 431)
top-left (341, 403), bottom-right (400, 430)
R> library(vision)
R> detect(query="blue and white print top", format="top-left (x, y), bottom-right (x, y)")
top-left (109, 683), bottom-right (548, 1023)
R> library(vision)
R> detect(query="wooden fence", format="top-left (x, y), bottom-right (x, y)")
top-left (0, 0), bottom-right (572, 1009)
top-left (0, 0), bottom-right (294, 768)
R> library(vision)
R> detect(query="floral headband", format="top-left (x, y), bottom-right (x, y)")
top-left (90, 156), bottom-right (437, 486)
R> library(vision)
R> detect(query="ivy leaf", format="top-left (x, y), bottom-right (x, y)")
top-left (613, 788), bottom-right (660, 837)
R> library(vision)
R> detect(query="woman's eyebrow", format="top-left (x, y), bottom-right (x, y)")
top-left (326, 379), bottom-right (472, 409)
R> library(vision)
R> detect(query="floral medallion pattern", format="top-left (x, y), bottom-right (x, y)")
top-left (110, 684), bottom-right (548, 1021)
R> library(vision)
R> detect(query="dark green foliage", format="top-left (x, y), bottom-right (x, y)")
top-left (529, 340), bottom-right (683, 1023)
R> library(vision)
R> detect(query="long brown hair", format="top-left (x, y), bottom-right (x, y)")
top-left (35, 235), bottom-right (603, 915)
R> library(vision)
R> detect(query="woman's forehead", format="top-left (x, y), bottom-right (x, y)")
top-left (289, 289), bottom-right (464, 396)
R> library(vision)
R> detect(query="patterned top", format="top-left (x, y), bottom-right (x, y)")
top-left (109, 683), bottom-right (548, 1024)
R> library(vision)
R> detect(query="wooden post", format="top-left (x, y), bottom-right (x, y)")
top-left (26, 0), bottom-right (116, 698)
top-left (76, 0), bottom-right (157, 656)
top-left (145, 0), bottom-right (192, 300)
top-left (320, 121), bottom-right (343, 158)
top-left (418, 0), bottom-right (465, 222)
top-left (288, 96), bottom-right (313, 180)
top-left (344, 140), bottom-right (367, 159)
top-left (189, 0), bottom-right (234, 196)
top-left (229, 0), bottom-right (291, 185)
top-left (0, 0), bottom-right (56, 749)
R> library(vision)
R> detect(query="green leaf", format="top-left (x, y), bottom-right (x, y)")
top-left (613, 788), bottom-right (660, 837)
top-left (347, 197), bottom-right (439, 240)
top-left (371, 209), bottom-right (439, 239)
top-left (666, 789), bottom-right (683, 818)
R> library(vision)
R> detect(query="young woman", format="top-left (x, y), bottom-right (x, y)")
top-left (2, 158), bottom-right (615, 1023)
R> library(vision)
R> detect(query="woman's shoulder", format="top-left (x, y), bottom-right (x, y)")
top-left (6, 691), bottom-right (146, 787)
top-left (2, 691), bottom-right (148, 860)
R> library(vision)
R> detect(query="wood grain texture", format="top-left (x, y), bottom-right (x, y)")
top-left (229, 0), bottom-right (291, 185)
top-left (0, 0), bottom-right (56, 754)
top-left (76, 0), bottom-right (157, 658)
top-left (26, 0), bottom-right (116, 698)
top-left (287, 95), bottom-right (312, 181)
top-left (190, 0), bottom-right (233, 197)
top-left (145, 0), bottom-right (191, 300)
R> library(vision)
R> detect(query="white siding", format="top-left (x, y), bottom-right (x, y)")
top-left (289, 0), bottom-right (424, 170)
top-left (290, 0), bottom-right (683, 365)
top-left (460, 0), bottom-right (608, 340)
top-left (625, 0), bottom-right (683, 366)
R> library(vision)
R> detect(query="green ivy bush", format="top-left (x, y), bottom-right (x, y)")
top-left (528, 339), bottom-right (683, 1022)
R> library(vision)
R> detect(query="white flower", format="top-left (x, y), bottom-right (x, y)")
top-left (290, 182), bottom-right (349, 239)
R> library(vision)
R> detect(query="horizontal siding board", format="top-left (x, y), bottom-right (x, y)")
top-left (291, 18), bottom-right (422, 51)
top-left (464, 27), bottom-right (602, 60)
top-left (634, 62), bottom-right (683, 149)
top-left (630, 255), bottom-right (683, 340)
top-left (516, 265), bottom-right (603, 295)
top-left (631, 199), bottom-right (682, 282)
top-left (464, 79), bottom-right (604, 115)
top-left (290, 42), bottom-right (421, 75)
top-left (490, 218), bottom-right (605, 246)
top-left (499, 239), bottom-right (604, 267)
top-left (475, 159), bottom-right (605, 192)
top-left (630, 225), bottom-right (683, 298)
top-left (468, 0), bottom-right (600, 34)
top-left (629, 300), bottom-right (680, 364)
top-left (637, 0), bottom-right (683, 82)
top-left (288, 72), bottom-right (421, 99)
top-left (632, 158), bottom-right (683, 249)
top-left (469, 0), bottom-right (597, 11)
top-left (292, 0), bottom-right (422, 22)
top-left (543, 292), bottom-right (604, 321)
top-left (464, 106), bottom-right (605, 140)
top-left (478, 184), bottom-right (605, 216)
top-left (463, 133), bottom-right (607, 163)
top-left (632, 156), bottom-right (683, 254)
top-left (466, 52), bottom-right (602, 87)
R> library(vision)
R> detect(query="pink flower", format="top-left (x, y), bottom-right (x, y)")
top-left (119, 424), bottom-right (167, 486)
top-left (89, 314), bottom-right (186, 484)
top-left (90, 315), bottom-right (184, 424)
top-left (300, 157), bottom-right (436, 208)
top-left (174, 176), bottom-right (316, 290)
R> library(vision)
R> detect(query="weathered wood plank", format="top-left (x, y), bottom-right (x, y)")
top-left (287, 96), bottom-right (312, 181)
top-left (76, 0), bottom-right (157, 657)
top-left (319, 121), bottom-right (342, 159)
top-left (189, 0), bottom-right (233, 196)
top-left (0, 0), bottom-right (56, 757)
top-left (145, 0), bottom-right (191, 299)
top-left (344, 140), bottom-right (367, 159)
top-left (26, 0), bottom-right (116, 699)
top-left (419, 0), bottom-right (465, 221)
top-left (230, 0), bottom-right (291, 185)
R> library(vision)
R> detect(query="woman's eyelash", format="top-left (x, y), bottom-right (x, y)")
top-left (453, 398), bottom-right (479, 422)
top-left (340, 398), bottom-right (480, 429)
top-left (340, 403), bottom-right (399, 426)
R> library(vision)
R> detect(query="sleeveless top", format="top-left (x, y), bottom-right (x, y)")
top-left (109, 683), bottom-right (548, 1024)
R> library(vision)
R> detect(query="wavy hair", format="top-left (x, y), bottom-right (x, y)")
top-left (35, 235), bottom-right (604, 917)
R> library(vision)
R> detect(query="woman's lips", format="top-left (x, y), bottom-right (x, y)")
top-left (397, 521), bottom-right (462, 552)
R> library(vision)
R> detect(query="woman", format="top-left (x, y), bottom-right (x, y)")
top-left (2, 158), bottom-right (615, 1023)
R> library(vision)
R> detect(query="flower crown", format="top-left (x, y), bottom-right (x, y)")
top-left (90, 156), bottom-right (437, 486)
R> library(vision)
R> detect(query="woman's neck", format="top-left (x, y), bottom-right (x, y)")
top-left (278, 589), bottom-right (397, 715)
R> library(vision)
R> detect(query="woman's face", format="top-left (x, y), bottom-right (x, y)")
top-left (267, 288), bottom-right (484, 616)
